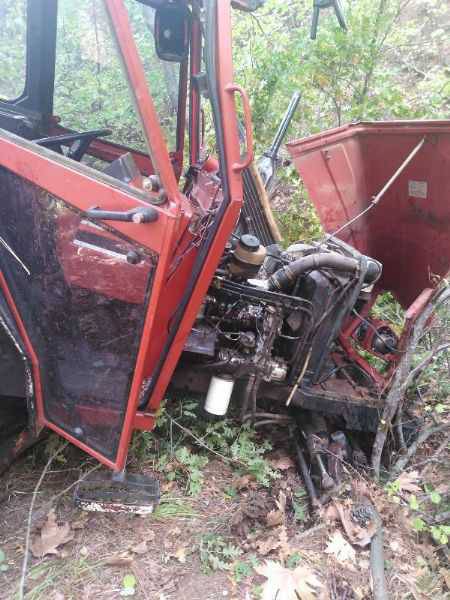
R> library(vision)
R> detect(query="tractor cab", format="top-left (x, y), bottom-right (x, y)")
top-left (0, 0), bottom-right (252, 475)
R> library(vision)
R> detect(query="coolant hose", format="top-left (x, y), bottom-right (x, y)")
top-left (268, 252), bottom-right (359, 291)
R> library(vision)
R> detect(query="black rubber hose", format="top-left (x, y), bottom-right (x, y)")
top-left (268, 252), bottom-right (359, 291)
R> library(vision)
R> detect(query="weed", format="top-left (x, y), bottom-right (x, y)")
top-left (292, 488), bottom-right (308, 523)
top-left (228, 424), bottom-right (278, 486)
top-left (153, 497), bottom-right (197, 519)
top-left (132, 401), bottom-right (278, 495)
top-left (286, 551), bottom-right (302, 568)
top-left (199, 533), bottom-right (242, 573)
top-left (121, 573), bottom-right (137, 597)
top-left (233, 560), bottom-right (254, 583)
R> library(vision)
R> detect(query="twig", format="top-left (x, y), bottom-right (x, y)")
top-left (31, 462), bottom-right (101, 525)
top-left (167, 415), bottom-right (245, 466)
top-left (400, 342), bottom-right (450, 392)
top-left (421, 434), bottom-right (450, 476)
top-left (19, 441), bottom-right (69, 600)
top-left (371, 286), bottom-right (450, 479)
top-left (389, 422), bottom-right (450, 478)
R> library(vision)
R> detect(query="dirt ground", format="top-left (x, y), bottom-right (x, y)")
top-left (0, 425), bottom-right (449, 600)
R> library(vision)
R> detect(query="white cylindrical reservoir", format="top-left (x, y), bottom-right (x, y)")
top-left (204, 375), bottom-right (235, 416)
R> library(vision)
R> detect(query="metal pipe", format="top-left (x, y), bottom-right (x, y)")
top-left (329, 136), bottom-right (426, 239)
top-left (268, 252), bottom-right (360, 292)
top-left (292, 432), bottom-right (321, 509)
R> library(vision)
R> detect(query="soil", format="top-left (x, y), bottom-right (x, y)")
top-left (0, 428), bottom-right (449, 600)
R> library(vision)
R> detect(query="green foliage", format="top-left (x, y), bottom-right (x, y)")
top-left (404, 482), bottom-right (450, 547)
top-left (233, 0), bottom-right (450, 153)
top-left (132, 399), bottom-right (277, 495)
top-left (121, 573), bottom-right (137, 597)
top-left (172, 446), bottom-right (209, 496)
top-left (0, 0), bottom-right (27, 101)
top-left (292, 488), bottom-right (308, 523)
top-left (199, 533), bottom-right (242, 573)
top-left (233, 557), bottom-right (257, 582)
top-left (286, 551), bottom-right (302, 569)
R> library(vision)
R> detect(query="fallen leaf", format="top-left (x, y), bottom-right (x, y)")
top-left (395, 471), bottom-right (421, 494)
top-left (276, 491), bottom-right (287, 512)
top-left (256, 535), bottom-right (280, 556)
top-left (256, 560), bottom-right (322, 600)
top-left (269, 455), bottom-right (295, 471)
top-left (30, 510), bottom-right (74, 558)
top-left (174, 547), bottom-right (187, 563)
top-left (232, 475), bottom-right (256, 491)
top-left (333, 502), bottom-right (377, 547)
top-left (322, 503), bottom-right (339, 522)
top-left (104, 554), bottom-right (134, 566)
top-left (131, 541), bottom-right (148, 555)
top-left (277, 526), bottom-right (293, 562)
top-left (161, 480), bottom-right (176, 493)
top-left (325, 531), bottom-right (356, 564)
top-left (440, 568), bottom-right (450, 590)
top-left (71, 519), bottom-right (87, 531)
top-left (266, 509), bottom-right (284, 528)
top-left (256, 527), bottom-right (292, 561)
top-left (266, 491), bottom-right (287, 528)
top-left (143, 530), bottom-right (156, 543)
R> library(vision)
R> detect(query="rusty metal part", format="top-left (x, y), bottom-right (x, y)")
top-left (315, 453), bottom-right (335, 490)
top-left (292, 431), bottom-right (321, 509)
top-left (327, 431), bottom-right (349, 485)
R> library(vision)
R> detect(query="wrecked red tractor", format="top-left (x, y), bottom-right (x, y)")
top-left (0, 1), bottom-right (449, 510)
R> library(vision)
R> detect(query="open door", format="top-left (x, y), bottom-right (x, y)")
top-left (0, 130), bottom-right (174, 470)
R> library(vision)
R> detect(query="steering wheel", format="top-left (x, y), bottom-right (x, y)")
top-left (33, 129), bottom-right (112, 162)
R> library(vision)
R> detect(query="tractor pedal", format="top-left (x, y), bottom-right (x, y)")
top-left (74, 471), bottom-right (160, 515)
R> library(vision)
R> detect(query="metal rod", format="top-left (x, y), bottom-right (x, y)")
top-left (292, 432), bottom-right (321, 509)
top-left (328, 136), bottom-right (427, 240)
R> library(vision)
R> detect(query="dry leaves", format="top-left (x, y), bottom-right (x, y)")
top-left (104, 554), bottom-right (134, 567)
top-left (232, 474), bottom-right (257, 491)
top-left (395, 471), bottom-right (421, 494)
top-left (268, 454), bottom-right (295, 471)
top-left (256, 526), bottom-right (293, 562)
top-left (31, 509), bottom-right (74, 558)
top-left (166, 546), bottom-right (187, 563)
top-left (266, 491), bottom-right (286, 528)
top-left (328, 501), bottom-right (377, 548)
top-left (256, 560), bottom-right (322, 600)
top-left (131, 541), bottom-right (149, 555)
top-left (325, 531), bottom-right (356, 564)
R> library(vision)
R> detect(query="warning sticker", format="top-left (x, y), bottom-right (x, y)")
top-left (408, 180), bottom-right (428, 199)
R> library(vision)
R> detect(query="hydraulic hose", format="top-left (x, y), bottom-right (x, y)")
top-left (268, 252), bottom-right (359, 291)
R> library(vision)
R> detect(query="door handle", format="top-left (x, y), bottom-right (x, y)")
top-left (85, 207), bottom-right (158, 224)
top-left (225, 84), bottom-right (254, 172)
